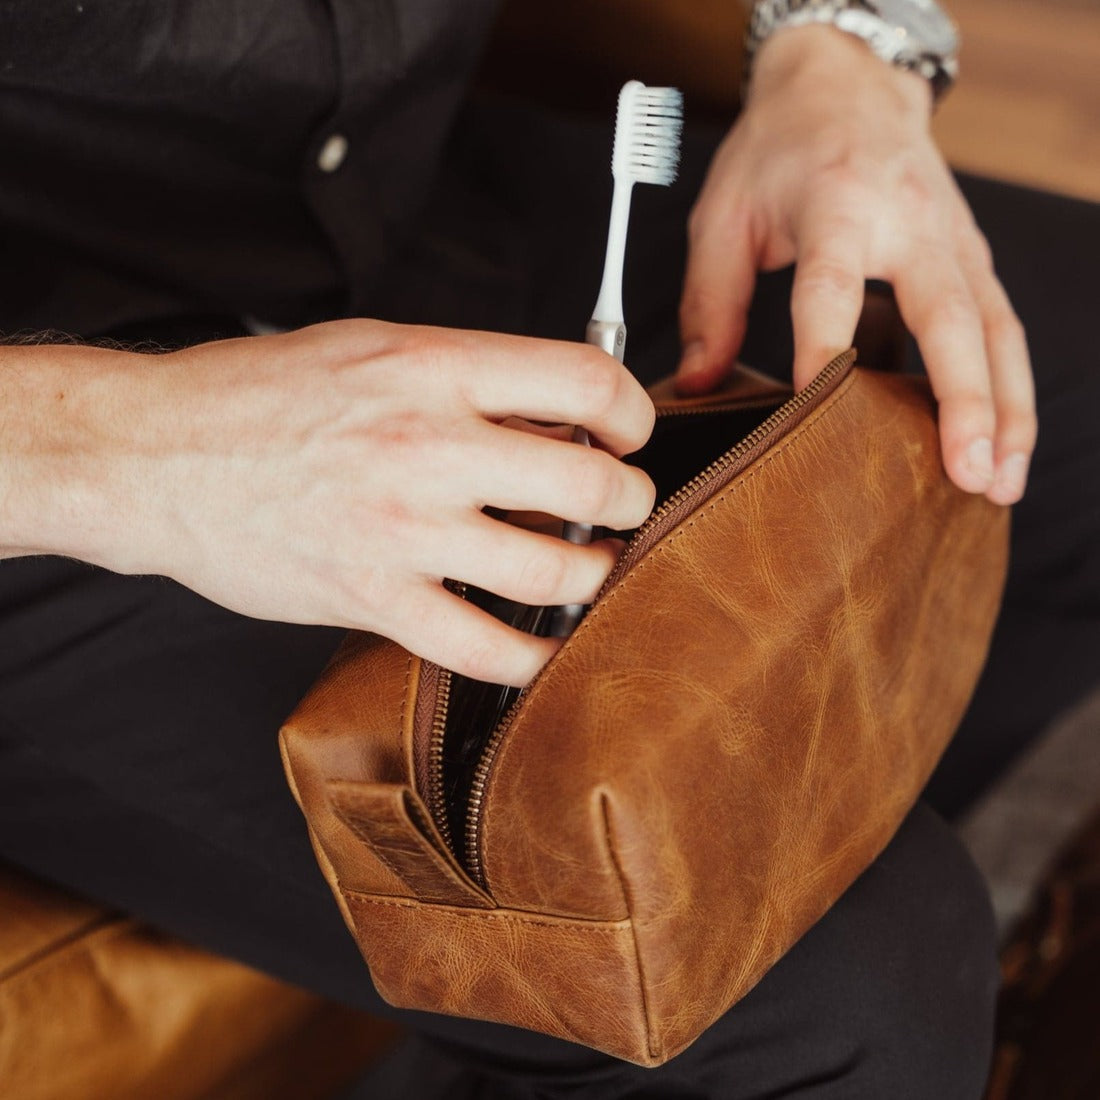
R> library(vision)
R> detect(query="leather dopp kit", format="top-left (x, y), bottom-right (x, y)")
top-left (280, 352), bottom-right (1009, 1066)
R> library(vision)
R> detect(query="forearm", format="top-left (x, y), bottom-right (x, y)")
top-left (0, 321), bottom-right (657, 684)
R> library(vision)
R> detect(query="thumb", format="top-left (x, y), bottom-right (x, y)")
top-left (675, 208), bottom-right (757, 396)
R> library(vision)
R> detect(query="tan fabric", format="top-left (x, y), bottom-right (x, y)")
top-left (281, 361), bottom-right (1009, 1066)
top-left (0, 865), bottom-right (398, 1100)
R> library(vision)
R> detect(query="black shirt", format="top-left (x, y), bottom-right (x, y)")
top-left (0, 0), bottom-right (500, 335)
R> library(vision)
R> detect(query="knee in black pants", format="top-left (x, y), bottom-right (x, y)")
top-left (419, 804), bottom-right (997, 1100)
top-left (669, 802), bottom-right (999, 1100)
top-left (805, 802), bottom-right (999, 1100)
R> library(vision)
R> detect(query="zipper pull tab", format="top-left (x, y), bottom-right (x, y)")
top-left (328, 780), bottom-right (493, 908)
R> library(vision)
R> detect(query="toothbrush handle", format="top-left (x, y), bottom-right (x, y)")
top-left (547, 320), bottom-right (628, 639)
top-left (585, 318), bottom-right (627, 361)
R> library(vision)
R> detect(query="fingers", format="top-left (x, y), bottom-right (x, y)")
top-left (465, 421), bottom-right (657, 531)
top-left (789, 196), bottom-right (868, 390)
top-left (421, 518), bottom-right (624, 609)
top-left (443, 330), bottom-right (655, 458)
top-left (956, 232), bottom-right (1036, 504)
top-left (890, 211), bottom-right (1036, 505)
top-left (378, 580), bottom-right (562, 687)
top-left (891, 239), bottom-right (999, 495)
top-left (675, 198), bottom-right (757, 395)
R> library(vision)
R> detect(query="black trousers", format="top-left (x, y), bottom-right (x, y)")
top-left (1, 100), bottom-right (1097, 1098)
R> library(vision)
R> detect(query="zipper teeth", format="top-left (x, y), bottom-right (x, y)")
top-left (427, 669), bottom-right (454, 855)
top-left (652, 395), bottom-right (784, 420)
top-left (441, 351), bottom-right (855, 891)
top-left (596, 349), bottom-right (855, 600)
top-left (464, 687), bottom-right (529, 885)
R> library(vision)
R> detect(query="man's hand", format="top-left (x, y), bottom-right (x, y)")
top-left (0, 321), bottom-right (656, 685)
top-left (676, 24), bottom-right (1036, 505)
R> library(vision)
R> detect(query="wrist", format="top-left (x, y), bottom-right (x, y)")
top-left (749, 23), bottom-right (933, 118)
top-left (0, 342), bottom-right (169, 572)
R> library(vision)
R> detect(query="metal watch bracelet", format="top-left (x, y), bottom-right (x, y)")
top-left (743, 0), bottom-right (958, 102)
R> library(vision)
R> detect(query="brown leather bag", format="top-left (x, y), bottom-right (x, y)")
top-left (280, 352), bottom-right (1009, 1067)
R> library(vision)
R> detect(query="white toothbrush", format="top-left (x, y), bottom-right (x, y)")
top-left (549, 80), bottom-right (684, 639)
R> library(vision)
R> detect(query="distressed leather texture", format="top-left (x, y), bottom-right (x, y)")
top-left (280, 361), bottom-right (1010, 1067)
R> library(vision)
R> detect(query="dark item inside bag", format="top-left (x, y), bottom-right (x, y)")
top-left (440, 390), bottom-right (790, 875)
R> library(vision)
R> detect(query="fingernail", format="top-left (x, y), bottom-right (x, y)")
top-left (965, 438), bottom-right (995, 486)
top-left (991, 453), bottom-right (1030, 504)
top-left (678, 341), bottom-right (705, 375)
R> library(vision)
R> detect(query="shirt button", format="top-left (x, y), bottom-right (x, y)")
top-left (316, 133), bottom-right (349, 173)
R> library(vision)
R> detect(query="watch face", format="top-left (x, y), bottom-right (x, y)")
top-left (873, 0), bottom-right (959, 56)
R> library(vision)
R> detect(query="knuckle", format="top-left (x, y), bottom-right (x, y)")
top-left (370, 494), bottom-right (417, 544)
top-left (573, 348), bottom-right (622, 419)
top-left (798, 255), bottom-right (861, 302)
top-left (989, 306), bottom-right (1026, 348)
top-left (515, 543), bottom-right (570, 604)
top-left (616, 464), bottom-right (656, 522)
top-left (678, 284), bottom-right (709, 333)
top-left (396, 327), bottom-right (461, 388)
top-left (896, 168), bottom-right (940, 220)
top-left (967, 229), bottom-right (995, 274)
top-left (636, 470), bottom-right (658, 519)
top-left (456, 633), bottom-right (511, 684)
top-left (816, 158), bottom-right (867, 199)
top-left (571, 460), bottom-right (616, 520)
top-left (344, 566), bottom-right (396, 625)
top-left (931, 291), bottom-right (978, 330)
top-left (324, 317), bottom-right (373, 346)
top-left (678, 282), bottom-right (728, 335)
top-left (632, 396), bottom-right (657, 454)
top-left (373, 409), bottom-right (434, 451)
top-left (375, 412), bottom-right (465, 469)
top-left (943, 390), bottom-right (995, 435)
top-left (999, 405), bottom-right (1038, 454)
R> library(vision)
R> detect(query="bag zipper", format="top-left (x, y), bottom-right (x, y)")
top-left (420, 349), bottom-right (857, 890)
top-left (421, 659), bottom-right (456, 857)
top-left (595, 349), bottom-right (856, 599)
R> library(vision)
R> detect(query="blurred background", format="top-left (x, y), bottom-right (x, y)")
top-left (486, 0), bottom-right (1100, 202)
top-left (934, 0), bottom-right (1100, 201)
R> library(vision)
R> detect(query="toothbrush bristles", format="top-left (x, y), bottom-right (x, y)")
top-left (611, 83), bottom-right (684, 187)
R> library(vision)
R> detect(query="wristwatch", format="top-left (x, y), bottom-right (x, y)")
top-left (745, 0), bottom-right (960, 102)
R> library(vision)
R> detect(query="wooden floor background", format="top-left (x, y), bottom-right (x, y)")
top-left (932, 0), bottom-right (1100, 201)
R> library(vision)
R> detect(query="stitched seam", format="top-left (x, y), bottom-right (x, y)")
top-left (344, 892), bottom-right (629, 933)
top-left (359, 831), bottom-right (472, 905)
top-left (400, 655), bottom-right (412, 731)
top-left (399, 652), bottom-right (413, 770)
top-left (600, 792), bottom-right (660, 1061)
